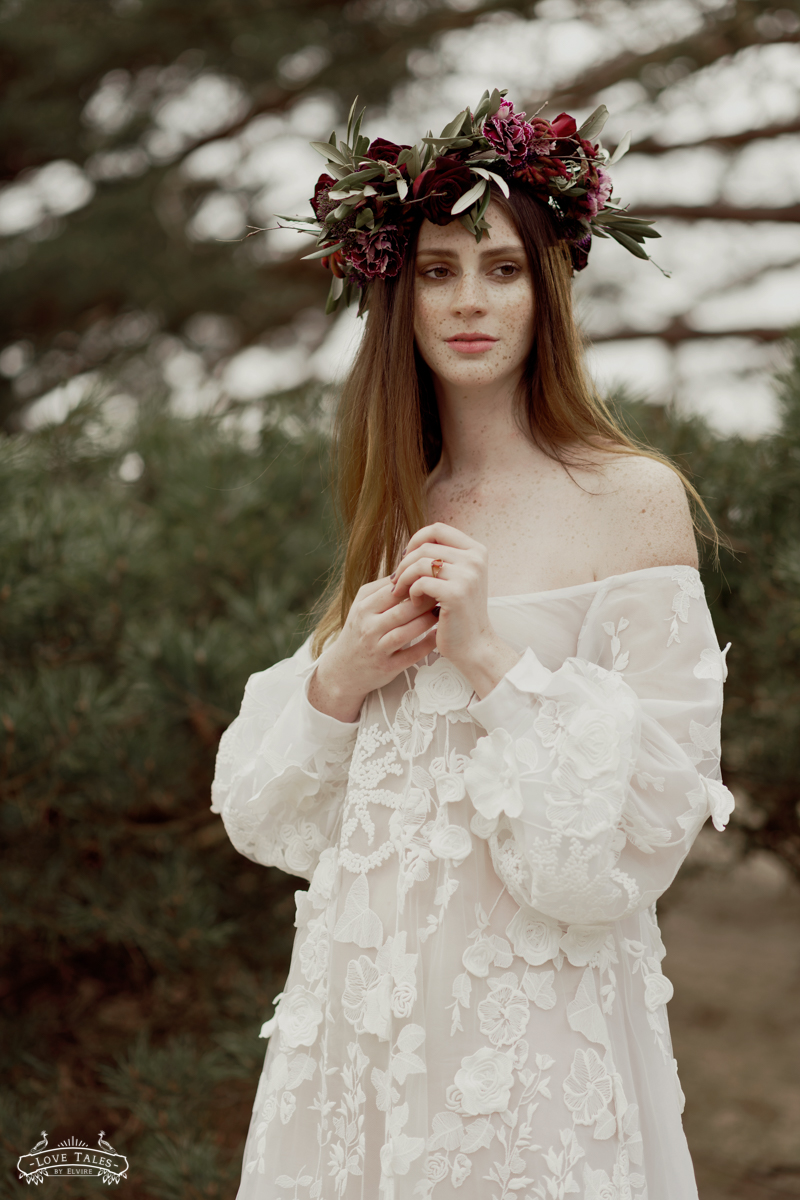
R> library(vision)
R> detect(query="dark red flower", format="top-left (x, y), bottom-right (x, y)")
top-left (569, 233), bottom-right (592, 272)
top-left (363, 137), bottom-right (409, 165)
top-left (513, 156), bottom-right (570, 190)
top-left (412, 156), bottom-right (473, 224)
top-left (526, 117), bottom-right (557, 158)
top-left (311, 173), bottom-right (336, 220)
top-left (483, 99), bottom-right (535, 166)
top-left (344, 222), bottom-right (409, 284)
top-left (551, 112), bottom-right (577, 139)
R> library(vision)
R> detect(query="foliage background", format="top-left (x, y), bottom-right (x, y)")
top-left (2, 0), bottom-right (800, 1196)
top-left (2, 352), bottom-right (800, 1198)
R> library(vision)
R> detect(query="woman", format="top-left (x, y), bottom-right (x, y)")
top-left (212, 93), bottom-right (734, 1200)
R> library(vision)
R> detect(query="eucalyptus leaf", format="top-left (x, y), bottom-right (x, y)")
top-left (450, 177), bottom-right (487, 215)
top-left (576, 104), bottom-right (609, 143)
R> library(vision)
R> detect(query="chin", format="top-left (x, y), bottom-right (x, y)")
top-left (438, 361), bottom-right (513, 390)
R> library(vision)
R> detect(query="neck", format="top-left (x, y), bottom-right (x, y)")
top-left (432, 374), bottom-right (536, 482)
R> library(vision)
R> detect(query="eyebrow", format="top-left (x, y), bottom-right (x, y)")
top-left (416, 244), bottom-right (524, 259)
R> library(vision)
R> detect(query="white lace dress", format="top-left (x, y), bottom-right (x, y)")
top-left (211, 565), bottom-right (734, 1200)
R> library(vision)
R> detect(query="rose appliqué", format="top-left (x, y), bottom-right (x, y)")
top-left (265, 984), bottom-right (324, 1049)
top-left (506, 906), bottom-right (562, 966)
top-left (451, 1046), bottom-right (515, 1115)
top-left (414, 658), bottom-right (473, 716)
top-left (429, 823), bottom-right (472, 865)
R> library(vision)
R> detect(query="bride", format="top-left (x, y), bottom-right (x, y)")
top-left (212, 92), bottom-right (734, 1200)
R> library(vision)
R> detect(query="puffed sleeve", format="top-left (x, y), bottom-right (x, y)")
top-left (210, 636), bottom-right (360, 881)
top-left (464, 567), bottom-right (734, 924)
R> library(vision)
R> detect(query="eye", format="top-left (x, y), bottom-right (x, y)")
top-left (420, 264), bottom-right (452, 280)
top-left (492, 262), bottom-right (522, 278)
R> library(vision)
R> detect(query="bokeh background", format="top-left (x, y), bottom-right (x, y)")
top-left (1, 1), bottom-right (800, 1197)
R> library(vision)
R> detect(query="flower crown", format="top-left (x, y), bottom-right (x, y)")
top-left (280, 89), bottom-right (659, 315)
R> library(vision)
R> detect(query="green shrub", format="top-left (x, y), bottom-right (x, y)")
top-left (1, 346), bottom-right (799, 1196)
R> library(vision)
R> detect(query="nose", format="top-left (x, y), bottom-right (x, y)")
top-left (450, 266), bottom-right (488, 317)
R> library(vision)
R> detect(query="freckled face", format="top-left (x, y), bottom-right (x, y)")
top-left (413, 201), bottom-right (535, 393)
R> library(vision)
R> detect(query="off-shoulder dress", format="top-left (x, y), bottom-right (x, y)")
top-left (211, 564), bottom-right (734, 1200)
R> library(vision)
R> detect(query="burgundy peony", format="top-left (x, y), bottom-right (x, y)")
top-left (363, 137), bottom-right (409, 165)
top-left (344, 222), bottom-right (408, 284)
top-left (412, 156), bottom-right (473, 224)
top-left (310, 173), bottom-right (337, 221)
top-left (483, 99), bottom-right (535, 166)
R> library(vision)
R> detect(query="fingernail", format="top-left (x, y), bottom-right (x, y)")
top-left (390, 571), bottom-right (397, 582)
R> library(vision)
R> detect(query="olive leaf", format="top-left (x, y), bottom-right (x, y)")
top-left (576, 104), bottom-right (609, 143)
top-left (450, 177), bottom-right (487, 215)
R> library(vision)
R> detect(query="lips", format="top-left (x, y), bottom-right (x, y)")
top-left (445, 333), bottom-right (499, 354)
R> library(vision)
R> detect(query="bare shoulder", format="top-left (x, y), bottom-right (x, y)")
top-left (587, 451), bottom-right (698, 574)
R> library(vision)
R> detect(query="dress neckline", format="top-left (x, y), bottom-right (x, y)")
top-left (487, 563), bottom-right (699, 606)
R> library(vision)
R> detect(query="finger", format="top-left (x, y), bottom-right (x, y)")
top-left (380, 609), bottom-right (438, 654)
top-left (403, 522), bottom-right (477, 556)
top-left (359, 580), bottom-right (402, 615)
top-left (407, 575), bottom-right (447, 606)
top-left (392, 556), bottom-right (451, 600)
top-left (391, 627), bottom-right (439, 670)
top-left (374, 593), bottom-right (436, 634)
top-left (391, 541), bottom-right (462, 579)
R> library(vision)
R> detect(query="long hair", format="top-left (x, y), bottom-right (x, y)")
top-left (311, 182), bottom-right (713, 656)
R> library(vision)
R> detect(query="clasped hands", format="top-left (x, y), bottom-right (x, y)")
top-left (309, 522), bottom-right (520, 723)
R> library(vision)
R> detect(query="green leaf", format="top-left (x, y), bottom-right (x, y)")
top-left (439, 108), bottom-right (469, 140)
top-left (333, 166), bottom-right (382, 189)
top-left (474, 182), bottom-right (493, 224)
top-left (607, 130), bottom-right (632, 166)
top-left (310, 141), bottom-right (349, 167)
top-left (346, 95), bottom-right (359, 142)
top-left (486, 88), bottom-right (506, 119)
top-left (301, 240), bottom-right (344, 261)
top-left (472, 90), bottom-right (492, 122)
top-left (576, 104), bottom-right (609, 143)
top-left (450, 178), bottom-right (487, 216)
top-left (605, 226), bottom-right (650, 259)
top-left (325, 274), bottom-right (344, 314)
top-left (471, 167), bottom-right (509, 197)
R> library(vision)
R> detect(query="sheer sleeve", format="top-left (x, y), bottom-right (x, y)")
top-left (210, 637), bottom-right (360, 881)
top-left (464, 567), bottom-right (734, 924)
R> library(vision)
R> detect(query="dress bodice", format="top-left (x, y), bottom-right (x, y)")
top-left (211, 565), bottom-right (734, 1200)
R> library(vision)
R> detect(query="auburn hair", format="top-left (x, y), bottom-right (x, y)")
top-left (310, 182), bottom-right (713, 657)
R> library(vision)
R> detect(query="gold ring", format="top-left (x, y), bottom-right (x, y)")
top-left (431, 558), bottom-right (443, 579)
